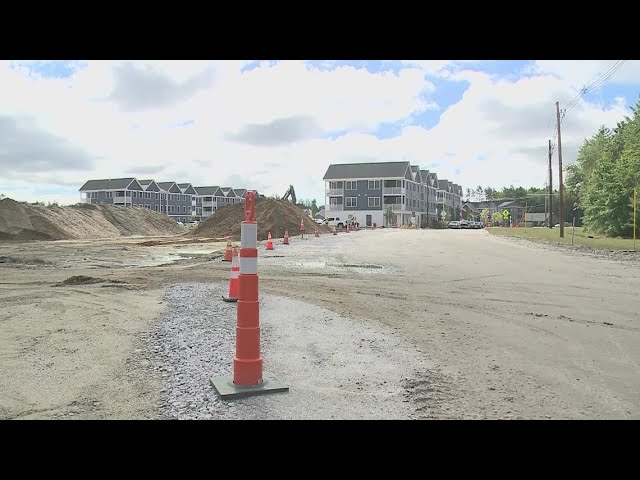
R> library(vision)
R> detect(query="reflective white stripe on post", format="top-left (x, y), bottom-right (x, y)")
top-left (239, 257), bottom-right (258, 274)
top-left (240, 223), bottom-right (257, 248)
top-left (231, 270), bottom-right (239, 279)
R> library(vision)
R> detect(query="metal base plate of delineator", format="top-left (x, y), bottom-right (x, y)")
top-left (221, 296), bottom-right (238, 303)
top-left (210, 374), bottom-right (289, 399)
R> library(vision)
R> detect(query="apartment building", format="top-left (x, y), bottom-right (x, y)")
top-left (323, 161), bottom-right (463, 228)
top-left (79, 177), bottom-right (255, 223)
top-left (192, 186), bottom-right (253, 220)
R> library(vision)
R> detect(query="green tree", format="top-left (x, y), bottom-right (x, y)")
top-left (480, 208), bottom-right (489, 223)
top-left (491, 211), bottom-right (503, 226)
top-left (577, 98), bottom-right (640, 237)
top-left (484, 187), bottom-right (496, 200)
top-left (311, 199), bottom-right (318, 216)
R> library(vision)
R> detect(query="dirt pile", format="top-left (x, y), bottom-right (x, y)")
top-left (190, 199), bottom-right (331, 241)
top-left (0, 198), bottom-right (184, 242)
top-left (55, 275), bottom-right (127, 286)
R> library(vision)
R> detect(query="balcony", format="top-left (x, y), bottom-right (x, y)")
top-left (383, 187), bottom-right (402, 195)
top-left (201, 201), bottom-right (214, 207)
top-left (326, 188), bottom-right (344, 196)
top-left (327, 204), bottom-right (344, 211)
top-left (114, 196), bottom-right (130, 204)
top-left (384, 204), bottom-right (403, 212)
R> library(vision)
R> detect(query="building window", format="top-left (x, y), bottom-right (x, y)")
top-left (368, 180), bottom-right (381, 190)
top-left (345, 180), bottom-right (357, 190)
top-left (368, 197), bottom-right (380, 208)
top-left (346, 197), bottom-right (357, 208)
top-left (329, 181), bottom-right (342, 190)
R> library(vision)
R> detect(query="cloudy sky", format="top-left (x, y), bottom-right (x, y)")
top-left (1, 60), bottom-right (639, 205)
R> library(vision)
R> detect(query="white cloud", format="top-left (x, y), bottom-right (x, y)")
top-left (1, 60), bottom-right (638, 206)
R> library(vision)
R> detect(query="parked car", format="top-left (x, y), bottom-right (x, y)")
top-left (324, 216), bottom-right (344, 229)
top-left (314, 218), bottom-right (325, 224)
top-left (459, 220), bottom-right (470, 229)
top-left (448, 221), bottom-right (461, 229)
top-left (554, 222), bottom-right (572, 227)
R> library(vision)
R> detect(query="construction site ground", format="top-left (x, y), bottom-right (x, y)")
top-left (1, 229), bottom-right (639, 419)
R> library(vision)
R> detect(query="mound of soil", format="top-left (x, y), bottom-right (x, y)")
top-left (0, 198), bottom-right (184, 242)
top-left (0, 256), bottom-right (48, 265)
top-left (189, 199), bottom-right (331, 241)
top-left (55, 275), bottom-right (127, 286)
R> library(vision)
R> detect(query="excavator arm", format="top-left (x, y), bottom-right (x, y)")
top-left (281, 185), bottom-right (297, 204)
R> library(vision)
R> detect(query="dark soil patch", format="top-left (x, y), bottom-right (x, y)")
top-left (0, 256), bottom-right (48, 265)
top-left (54, 276), bottom-right (127, 286)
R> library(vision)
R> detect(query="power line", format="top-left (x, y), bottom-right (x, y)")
top-left (562, 60), bottom-right (627, 119)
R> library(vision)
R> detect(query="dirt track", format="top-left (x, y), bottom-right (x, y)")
top-left (1, 229), bottom-right (639, 419)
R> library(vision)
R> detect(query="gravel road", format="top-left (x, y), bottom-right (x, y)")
top-left (147, 283), bottom-right (431, 420)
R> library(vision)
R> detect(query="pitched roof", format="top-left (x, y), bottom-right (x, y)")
top-left (193, 186), bottom-right (220, 196)
top-left (437, 179), bottom-right (449, 190)
top-left (137, 179), bottom-right (160, 191)
top-left (323, 161), bottom-right (411, 180)
top-left (411, 166), bottom-right (423, 183)
top-left (157, 182), bottom-right (182, 193)
top-left (498, 201), bottom-right (517, 208)
top-left (177, 183), bottom-right (197, 195)
top-left (157, 182), bottom-right (175, 190)
top-left (79, 178), bottom-right (136, 191)
top-left (234, 189), bottom-right (247, 198)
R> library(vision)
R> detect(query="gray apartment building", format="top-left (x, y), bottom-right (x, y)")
top-left (323, 161), bottom-right (463, 228)
top-left (79, 177), bottom-right (256, 223)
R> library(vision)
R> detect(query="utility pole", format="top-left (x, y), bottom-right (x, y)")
top-left (548, 139), bottom-right (553, 229)
top-left (556, 102), bottom-right (565, 238)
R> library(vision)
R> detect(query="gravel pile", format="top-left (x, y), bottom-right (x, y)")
top-left (147, 283), bottom-right (433, 420)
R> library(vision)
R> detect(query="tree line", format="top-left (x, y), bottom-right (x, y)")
top-left (566, 98), bottom-right (639, 237)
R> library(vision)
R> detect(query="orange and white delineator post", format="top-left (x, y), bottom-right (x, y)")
top-left (210, 191), bottom-right (289, 399)
top-left (223, 235), bottom-right (233, 262)
top-left (300, 219), bottom-right (305, 239)
top-left (346, 224), bottom-right (350, 234)
top-left (235, 194), bottom-right (261, 386)
top-left (333, 226), bottom-right (337, 235)
top-left (283, 230), bottom-right (290, 245)
top-left (266, 231), bottom-right (274, 250)
top-left (222, 247), bottom-right (239, 303)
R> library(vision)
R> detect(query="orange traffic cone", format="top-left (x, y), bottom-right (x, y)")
top-left (223, 235), bottom-right (233, 261)
top-left (266, 231), bottom-right (274, 250)
top-left (283, 230), bottom-right (289, 245)
top-left (315, 226), bottom-right (319, 238)
top-left (300, 219), bottom-right (305, 239)
top-left (222, 247), bottom-right (239, 302)
top-left (333, 226), bottom-right (337, 235)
